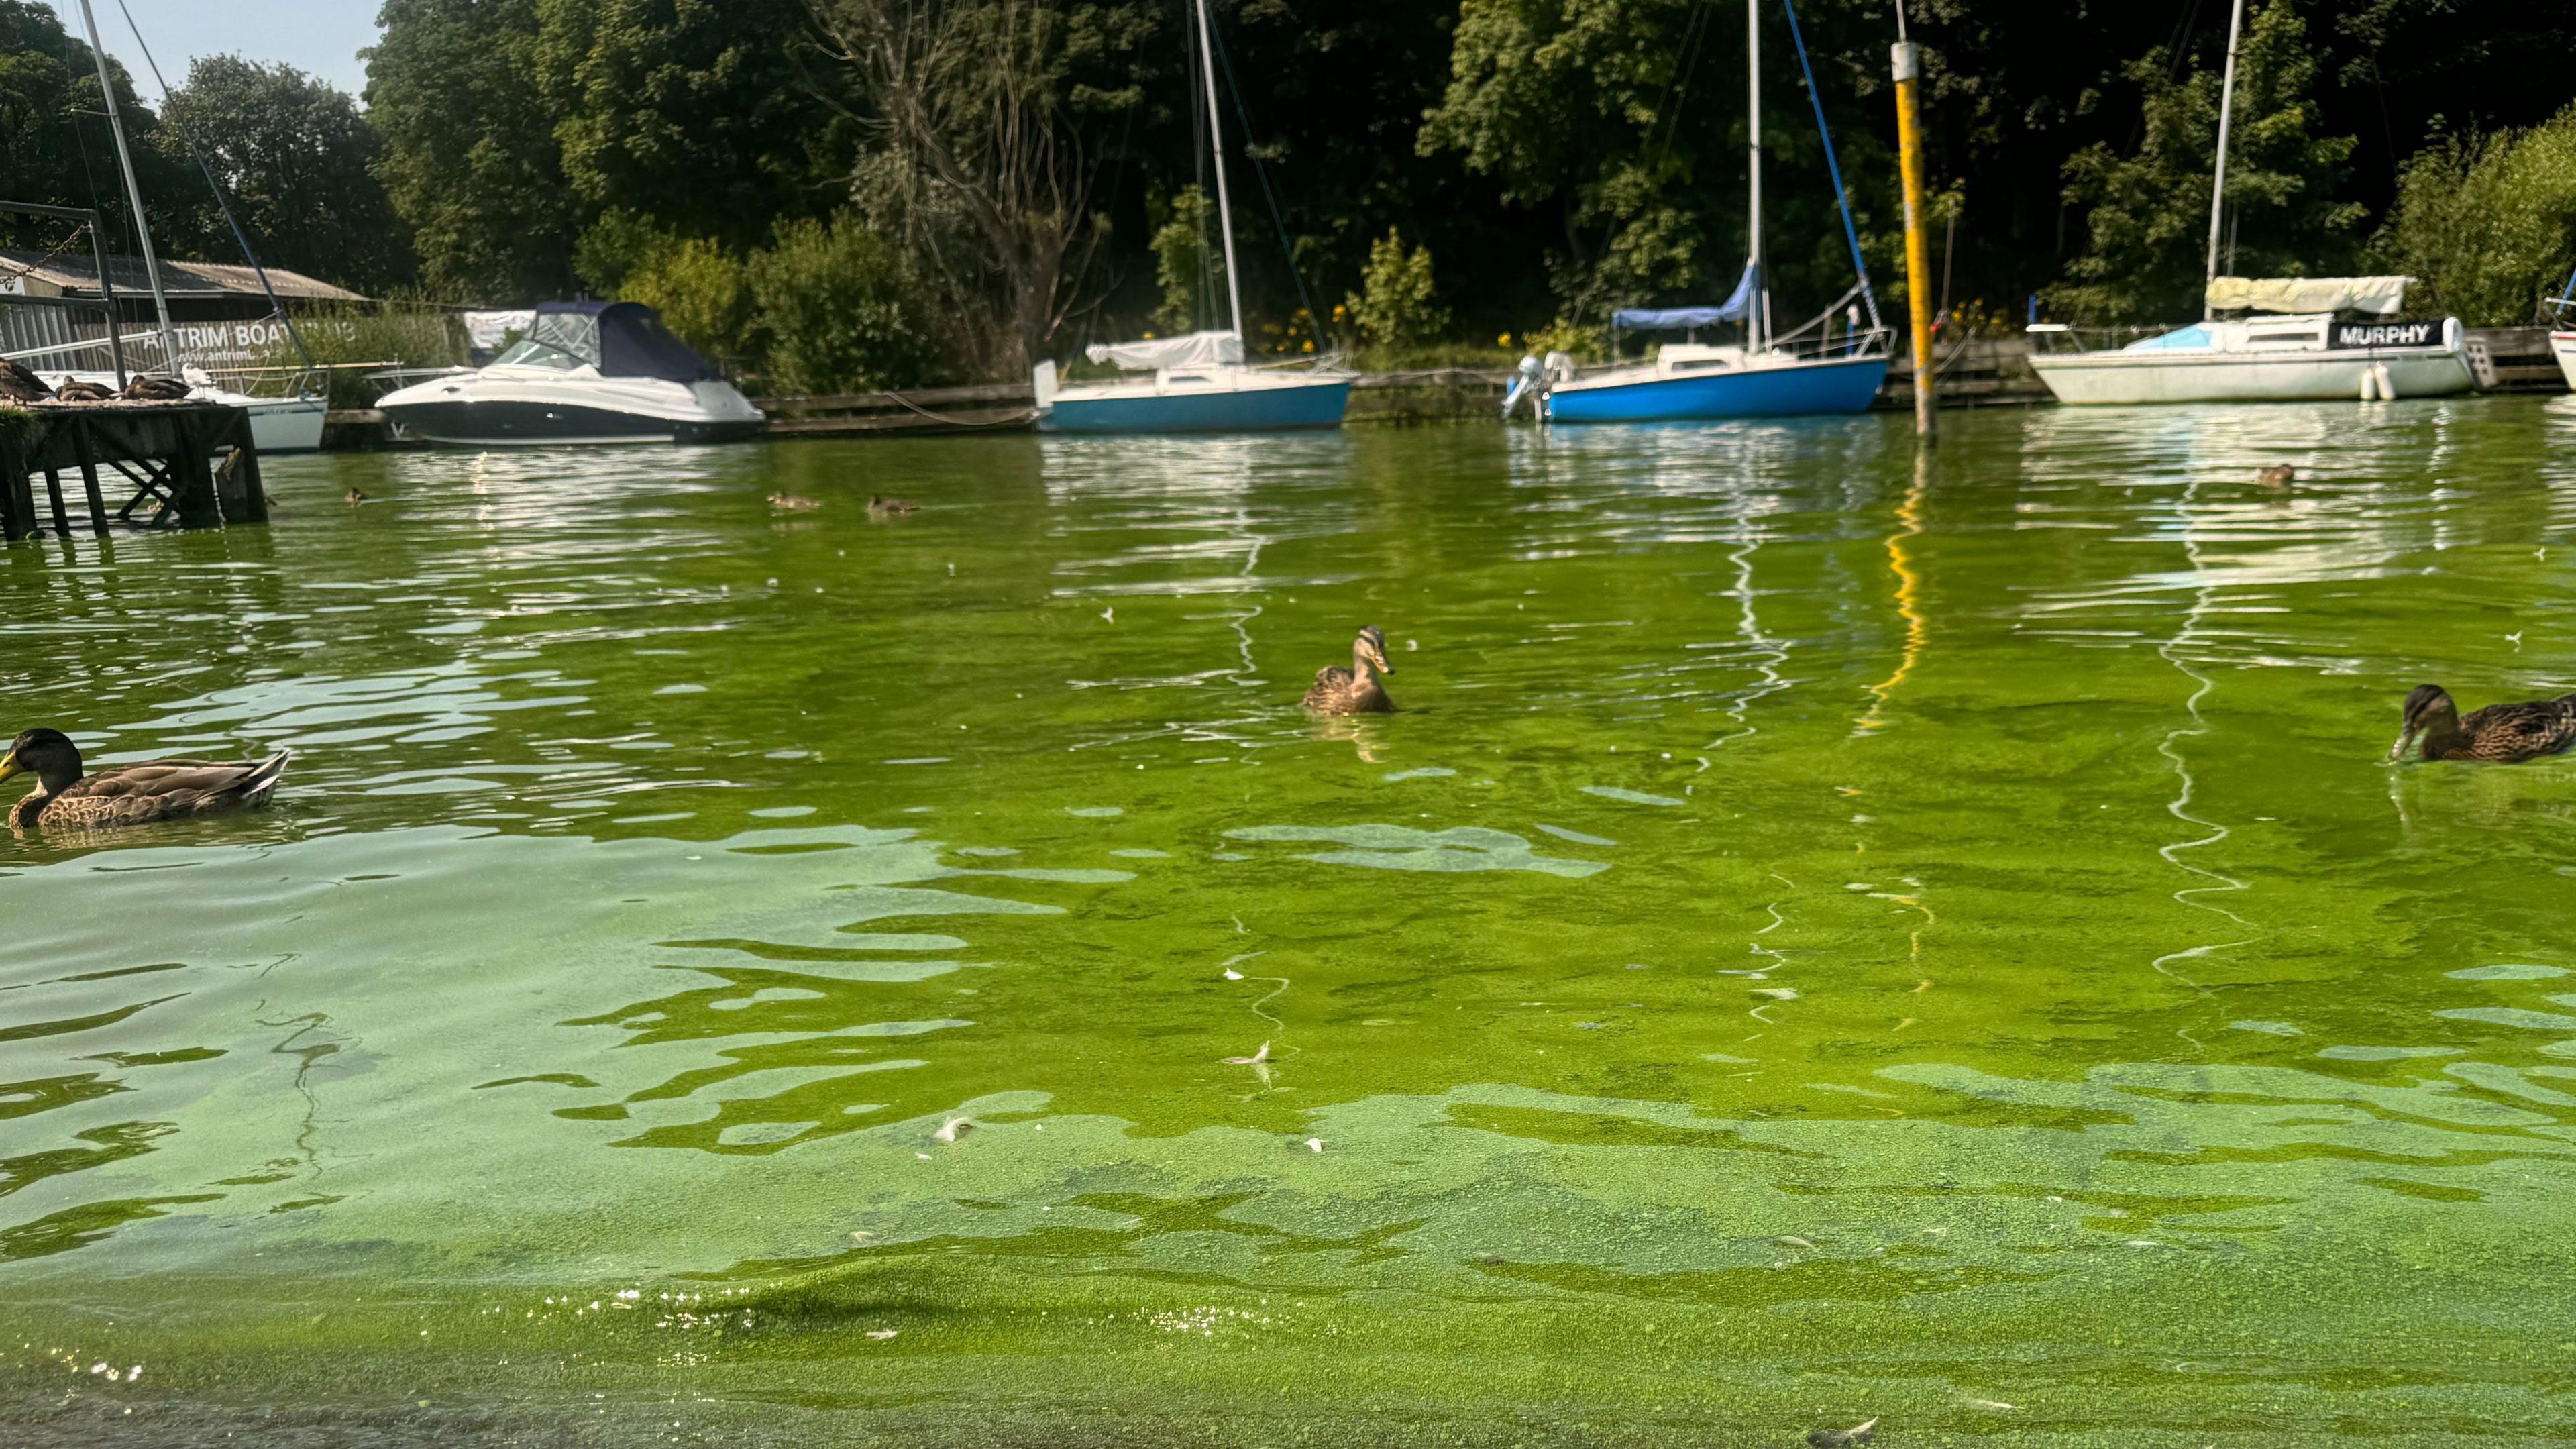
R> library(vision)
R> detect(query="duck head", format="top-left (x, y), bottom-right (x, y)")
top-left (2390, 684), bottom-right (2458, 761)
top-left (1354, 625), bottom-right (1393, 678)
top-left (1, 729), bottom-right (84, 792)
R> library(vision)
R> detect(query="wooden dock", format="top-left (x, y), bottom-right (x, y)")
top-left (0, 402), bottom-right (266, 539)
top-left (763, 383), bottom-right (1036, 436)
top-left (2464, 327), bottom-right (2566, 393)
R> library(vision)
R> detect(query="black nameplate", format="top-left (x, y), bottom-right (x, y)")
top-left (2329, 320), bottom-right (2440, 350)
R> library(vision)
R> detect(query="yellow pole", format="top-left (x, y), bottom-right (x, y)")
top-left (1892, 40), bottom-right (1935, 441)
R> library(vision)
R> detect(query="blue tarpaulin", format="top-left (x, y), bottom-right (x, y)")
top-left (1614, 264), bottom-right (1759, 330)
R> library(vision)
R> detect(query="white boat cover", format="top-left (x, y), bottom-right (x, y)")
top-left (1085, 330), bottom-right (1243, 370)
top-left (2205, 276), bottom-right (2411, 317)
top-left (464, 309), bottom-right (536, 350)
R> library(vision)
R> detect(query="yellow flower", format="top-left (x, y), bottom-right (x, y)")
top-left (1497, 333), bottom-right (1511, 347)
top-left (1303, 340), bottom-right (1315, 353)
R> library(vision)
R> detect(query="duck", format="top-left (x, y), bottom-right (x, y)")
top-left (123, 375), bottom-right (192, 401)
top-left (52, 378), bottom-right (115, 403)
top-left (1302, 625), bottom-right (1396, 716)
top-left (767, 492), bottom-right (822, 511)
top-left (2389, 684), bottom-right (2576, 763)
top-left (345, 487), bottom-right (368, 505)
top-left (2, 728), bottom-right (290, 830)
top-left (867, 494), bottom-right (918, 517)
top-left (0, 358), bottom-right (50, 402)
top-left (2255, 464), bottom-right (2296, 484)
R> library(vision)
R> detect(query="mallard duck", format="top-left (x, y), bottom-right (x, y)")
top-left (345, 487), bottom-right (368, 505)
top-left (123, 375), bottom-right (191, 401)
top-left (52, 378), bottom-right (115, 403)
top-left (3, 729), bottom-right (290, 830)
top-left (1302, 625), bottom-right (1395, 716)
top-left (867, 494), bottom-right (917, 517)
top-left (2255, 464), bottom-right (2296, 484)
top-left (0, 358), bottom-right (50, 402)
top-left (2390, 684), bottom-right (2576, 763)
top-left (767, 492), bottom-right (821, 511)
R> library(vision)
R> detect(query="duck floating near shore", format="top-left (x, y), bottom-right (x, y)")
top-left (1303, 625), bottom-right (1395, 716)
top-left (2, 729), bottom-right (290, 830)
top-left (2390, 684), bottom-right (2576, 763)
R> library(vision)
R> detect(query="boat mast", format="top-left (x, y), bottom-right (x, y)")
top-left (1193, 0), bottom-right (1246, 342)
top-left (1746, 0), bottom-right (1765, 353)
top-left (2201, 0), bottom-right (2248, 320)
top-left (78, 0), bottom-right (180, 374)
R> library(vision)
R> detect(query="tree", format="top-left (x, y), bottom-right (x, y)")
top-left (368, 0), bottom-right (580, 301)
top-left (2371, 102), bottom-right (2576, 326)
top-left (1346, 228), bottom-right (1448, 349)
top-left (806, 0), bottom-right (1150, 374)
top-left (156, 56), bottom-right (412, 292)
top-left (2049, 0), bottom-right (2364, 323)
top-left (1148, 184), bottom-right (1220, 335)
top-left (0, 0), bottom-right (197, 256)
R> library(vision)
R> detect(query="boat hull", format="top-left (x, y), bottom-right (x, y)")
top-left (1038, 378), bottom-right (1350, 434)
top-left (2030, 346), bottom-right (2475, 405)
top-left (1546, 355), bottom-right (1888, 423)
top-left (377, 373), bottom-right (765, 447)
top-left (244, 397), bottom-right (327, 454)
top-left (2553, 332), bottom-right (2576, 391)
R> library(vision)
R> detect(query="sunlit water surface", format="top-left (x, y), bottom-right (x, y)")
top-left (8, 400), bottom-right (2576, 1444)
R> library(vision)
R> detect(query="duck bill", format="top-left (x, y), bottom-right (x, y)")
top-left (0, 750), bottom-right (17, 783)
top-left (2387, 724), bottom-right (2421, 761)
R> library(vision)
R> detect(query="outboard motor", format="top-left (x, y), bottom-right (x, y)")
top-left (1501, 354), bottom-right (1548, 421)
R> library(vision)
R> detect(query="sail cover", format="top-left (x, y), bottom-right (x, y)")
top-left (1086, 331), bottom-right (1244, 370)
top-left (1613, 262), bottom-right (1761, 330)
top-left (2205, 276), bottom-right (2412, 317)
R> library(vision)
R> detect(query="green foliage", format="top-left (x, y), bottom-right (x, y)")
top-left (1149, 186), bottom-right (1222, 336)
top-left (1419, 0), bottom-right (1715, 323)
top-left (1346, 229), bottom-right (1450, 349)
top-left (0, 0), bottom-right (197, 253)
top-left (248, 303), bottom-right (468, 410)
top-left (368, 0), bottom-right (578, 300)
top-left (2370, 102), bottom-right (2576, 326)
top-left (571, 208), bottom-right (670, 296)
top-left (742, 217), bottom-right (943, 394)
top-left (623, 237), bottom-right (753, 360)
top-left (156, 55), bottom-right (411, 292)
top-left (2049, 1), bottom-right (2364, 323)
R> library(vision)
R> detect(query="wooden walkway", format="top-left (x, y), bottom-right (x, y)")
top-left (0, 402), bottom-right (265, 539)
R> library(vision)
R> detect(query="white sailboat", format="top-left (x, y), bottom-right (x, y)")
top-left (2026, 0), bottom-right (2472, 406)
top-left (44, 1), bottom-right (327, 452)
top-left (1032, 0), bottom-right (1350, 433)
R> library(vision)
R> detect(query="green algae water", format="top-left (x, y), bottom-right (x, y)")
top-left (8, 400), bottom-right (2576, 1445)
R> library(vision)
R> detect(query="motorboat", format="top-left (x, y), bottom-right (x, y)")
top-left (2028, 279), bottom-right (2474, 405)
top-left (1034, 333), bottom-right (1350, 433)
top-left (1031, 0), bottom-right (1348, 434)
top-left (1515, 0), bottom-right (1891, 424)
top-left (377, 301), bottom-right (763, 446)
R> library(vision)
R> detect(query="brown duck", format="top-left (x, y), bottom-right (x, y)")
top-left (52, 378), bottom-right (115, 402)
top-left (2390, 685), bottom-right (2576, 763)
top-left (123, 375), bottom-right (192, 401)
top-left (1, 358), bottom-right (51, 402)
top-left (1302, 625), bottom-right (1396, 716)
top-left (2, 729), bottom-right (290, 830)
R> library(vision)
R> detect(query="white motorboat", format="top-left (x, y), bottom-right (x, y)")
top-left (2029, 283), bottom-right (2473, 405)
top-left (377, 302), bottom-right (763, 447)
top-left (2027, 0), bottom-right (2470, 407)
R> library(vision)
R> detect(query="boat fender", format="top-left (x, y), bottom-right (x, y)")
top-left (2360, 367), bottom-right (2378, 402)
top-left (2375, 362), bottom-right (2396, 400)
top-left (1032, 359), bottom-right (1059, 411)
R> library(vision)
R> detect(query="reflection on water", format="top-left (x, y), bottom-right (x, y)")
top-left (7, 401), bottom-right (2576, 1437)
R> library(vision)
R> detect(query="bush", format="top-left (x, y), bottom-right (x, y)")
top-left (744, 216), bottom-right (942, 394)
top-left (251, 301), bottom-right (468, 409)
top-left (2370, 102), bottom-right (2576, 325)
top-left (1149, 185), bottom-right (1222, 336)
top-left (623, 238), bottom-right (753, 361)
top-left (1345, 229), bottom-right (1450, 350)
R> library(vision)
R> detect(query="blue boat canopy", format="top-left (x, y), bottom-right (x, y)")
top-left (1613, 263), bottom-right (1760, 331)
top-left (496, 301), bottom-right (718, 382)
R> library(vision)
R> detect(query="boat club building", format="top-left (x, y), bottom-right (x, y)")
top-left (1, 249), bottom-right (365, 370)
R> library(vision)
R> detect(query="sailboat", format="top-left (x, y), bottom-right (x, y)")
top-left (34, 1), bottom-right (329, 452)
top-left (2546, 263), bottom-right (2576, 390)
top-left (1031, 0), bottom-right (1351, 433)
top-left (2025, 0), bottom-right (2472, 406)
top-left (1534, 0), bottom-right (1892, 424)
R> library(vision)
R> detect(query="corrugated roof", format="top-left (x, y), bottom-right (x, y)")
top-left (1, 250), bottom-right (366, 303)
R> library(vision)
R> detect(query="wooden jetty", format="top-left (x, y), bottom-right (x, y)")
top-left (0, 402), bottom-right (266, 540)
top-left (2464, 327), bottom-right (2567, 394)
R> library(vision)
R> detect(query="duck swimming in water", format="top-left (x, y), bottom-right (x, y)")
top-left (2389, 684), bottom-right (2576, 763)
top-left (1302, 625), bottom-right (1395, 716)
top-left (2, 729), bottom-right (290, 830)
